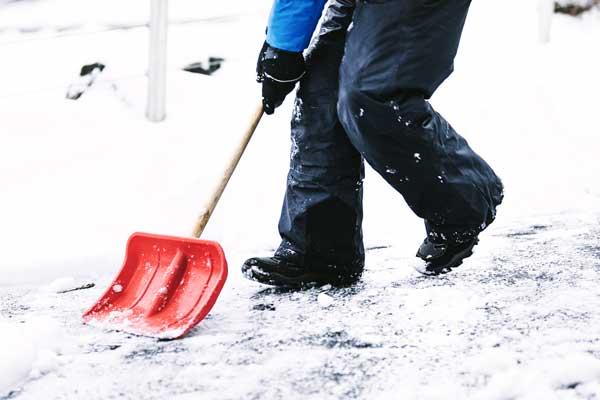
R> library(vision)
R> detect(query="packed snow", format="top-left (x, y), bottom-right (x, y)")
top-left (1, 0), bottom-right (600, 399)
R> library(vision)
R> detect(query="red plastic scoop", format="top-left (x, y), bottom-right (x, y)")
top-left (82, 233), bottom-right (227, 338)
top-left (83, 105), bottom-right (263, 339)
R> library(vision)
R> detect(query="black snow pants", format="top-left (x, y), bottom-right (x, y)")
top-left (275, 0), bottom-right (504, 273)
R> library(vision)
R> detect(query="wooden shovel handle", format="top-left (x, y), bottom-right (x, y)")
top-left (191, 103), bottom-right (264, 238)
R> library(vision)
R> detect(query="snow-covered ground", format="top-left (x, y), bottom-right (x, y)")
top-left (1, 1), bottom-right (600, 399)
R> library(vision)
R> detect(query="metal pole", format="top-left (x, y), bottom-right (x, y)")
top-left (537, 0), bottom-right (554, 44)
top-left (146, 0), bottom-right (168, 122)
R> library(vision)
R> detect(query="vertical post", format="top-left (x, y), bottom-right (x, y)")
top-left (537, 0), bottom-right (554, 44)
top-left (146, 0), bottom-right (168, 122)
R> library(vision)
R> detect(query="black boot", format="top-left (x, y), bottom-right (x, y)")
top-left (415, 236), bottom-right (479, 276)
top-left (241, 256), bottom-right (363, 289)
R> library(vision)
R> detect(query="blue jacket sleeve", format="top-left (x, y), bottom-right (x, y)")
top-left (266, 0), bottom-right (328, 52)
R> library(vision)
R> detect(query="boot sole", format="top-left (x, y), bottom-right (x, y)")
top-left (243, 265), bottom-right (361, 289)
top-left (415, 239), bottom-right (479, 276)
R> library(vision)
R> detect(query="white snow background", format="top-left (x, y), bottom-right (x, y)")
top-left (1, 0), bottom-right (600, 399)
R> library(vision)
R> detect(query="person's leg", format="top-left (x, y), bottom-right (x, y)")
top-left (243, 0), bottom-right (365, 287)
top-left (337, 0), bottom-right (503, 272)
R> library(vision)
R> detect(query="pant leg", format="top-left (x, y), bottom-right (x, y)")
top-left (276, 0), bottom-right (365, 269)
top-left (338, 0), bottom-right (503, 242)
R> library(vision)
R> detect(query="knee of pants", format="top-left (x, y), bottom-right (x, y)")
top-left (336, 81), bottom-right (356, 123)
top-left (336, 81), bottom-right (372, 142)
top-left (337, 80), bottom-right (431, 142)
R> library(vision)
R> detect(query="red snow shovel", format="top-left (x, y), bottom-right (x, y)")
top-left (83, 104), bottom-right (264, 339)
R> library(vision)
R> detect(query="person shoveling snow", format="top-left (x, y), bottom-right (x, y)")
top-left (243, 0), bottom-right (504, 287)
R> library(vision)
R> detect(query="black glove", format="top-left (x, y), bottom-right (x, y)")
top-left (256, 42), bottom-right (306, 115)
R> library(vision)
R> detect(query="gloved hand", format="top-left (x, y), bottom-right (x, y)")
top-left (256, 42), bottom-right (306, 115)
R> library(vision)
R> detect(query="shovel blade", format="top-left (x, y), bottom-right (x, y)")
top-left (82, 232), bottom-right (227, 339)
